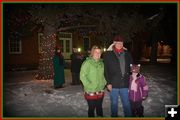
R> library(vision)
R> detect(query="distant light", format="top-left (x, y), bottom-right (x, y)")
top-left (78, 48), bottom-right (81, 52)
top-left (103, 48), bottom-right (107, 52)
top-left (161, 41), bottom-right (163, 43)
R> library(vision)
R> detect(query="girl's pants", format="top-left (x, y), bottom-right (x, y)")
top-left (130, 100), bottom-right (144, 117)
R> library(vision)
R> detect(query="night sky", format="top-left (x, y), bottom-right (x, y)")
top-left (3, 3), bottom-right (177, 46)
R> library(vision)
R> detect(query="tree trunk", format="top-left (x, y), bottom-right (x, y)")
top-left (150, 42), bottom-right (158, 63)
top-left (36, 25), bottom-right (56, 80)
top-left (149, 25), bottom-right (161, 64)
top-left (130, 33), bottom-right (145, 63)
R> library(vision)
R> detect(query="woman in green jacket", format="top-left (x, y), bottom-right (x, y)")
top-left (80, 45), bottom-right (107, 117)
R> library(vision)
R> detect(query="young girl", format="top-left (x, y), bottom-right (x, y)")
top-left (128, 64), bottom-right (149, 117)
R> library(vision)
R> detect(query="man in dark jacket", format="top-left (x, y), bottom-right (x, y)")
top-left (103, 35), bottom-right (133, 117)
top-left (70, 48), bottom-right (83, 85)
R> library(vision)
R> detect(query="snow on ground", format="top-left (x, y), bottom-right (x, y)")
top-left (3, 64), bottom-right (177, 117)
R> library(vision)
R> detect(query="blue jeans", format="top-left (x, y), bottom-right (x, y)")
top-left (110, 88), bottom-right (132, 117)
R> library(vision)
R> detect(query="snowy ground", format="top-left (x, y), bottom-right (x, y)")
top-left (3, 64), bottom-right (177, 117)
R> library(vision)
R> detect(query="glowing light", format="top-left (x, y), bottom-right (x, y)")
top-left (103, 48), bottom-right (107, 52)
top-left (77, 48), bottom-right (81, 52)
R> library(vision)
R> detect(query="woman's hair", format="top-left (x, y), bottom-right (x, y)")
top-left (90, 45), bottom-right (102, 57)
top-left (55, 46), bottom-right (64, 65)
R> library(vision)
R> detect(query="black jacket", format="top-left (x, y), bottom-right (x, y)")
top-left (70, 53), bottom-right (83, 73)
top-left (103, 50), bottom-right (133, 88)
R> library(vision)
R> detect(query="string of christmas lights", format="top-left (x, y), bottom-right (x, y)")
top-left (36, 33), bottom-right (56, 80)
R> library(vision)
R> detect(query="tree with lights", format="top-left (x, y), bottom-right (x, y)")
top-left (29, 5), bottom-right (59, 79)
top-left (5, 4), bottom-right (152, 80)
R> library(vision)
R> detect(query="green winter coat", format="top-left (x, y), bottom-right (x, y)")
top-left (53, 55), bottom-right (65, 88)
top-left (80, 57), bottom-right (107, 92)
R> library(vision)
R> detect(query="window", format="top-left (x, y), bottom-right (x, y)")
top-left (38, 33), bottom-right (43, 53)
top-left (59, 40), bottom-right (64, 52)
top-left (83, 37), bottom-right (90, 52)
top-left (58, 32), bottom-right (72, 59)
top-left (66, 40), bottom-right (70, 52)
top-left (59, 33), bottom-right (72, 38)
top-left (9, 38), bottom-right (22, 54)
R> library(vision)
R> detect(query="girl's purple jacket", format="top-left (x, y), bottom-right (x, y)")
top-left (128, 74), bottom-right (149, 102)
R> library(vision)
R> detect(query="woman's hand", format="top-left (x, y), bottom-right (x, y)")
top-left (107, 84), bottom-right (112, 92)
